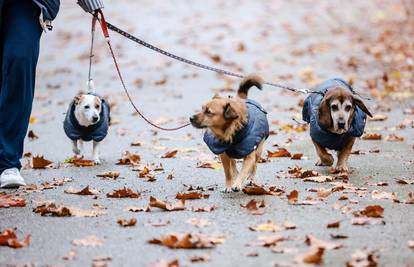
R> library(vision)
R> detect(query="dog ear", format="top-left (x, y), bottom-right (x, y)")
top-left (318, 96), bottom-right (333, 130)
top-left (74, 94), bottom-right (82, 105)
top-left (353, 97), bottom-right (373, 117)
top-left (212, 94), bottom-right (221, 99)
top-left (223, 103), bottom-right (238, 120)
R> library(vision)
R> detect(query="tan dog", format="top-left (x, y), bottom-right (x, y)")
top-left (303, 79), bottom-right (372, 173)
top-left (190, 75), bottom-right (269, 192)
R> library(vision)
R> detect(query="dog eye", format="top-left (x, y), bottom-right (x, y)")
top-left (345, 105), bottom-right (352, 112)
top-left (95, 104), bottom-right (100, 109)
top-left (205, 109), bottom-right (212, 115)
top-left (331, 104), bottom-right (338, 111)
top-left (84, 105), bottom-right (90, 109)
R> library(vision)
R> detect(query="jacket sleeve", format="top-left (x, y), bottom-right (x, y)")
top-left (77, 0), bottom-right (104, 13)
top-left (33, 0), bottom-right (60, 21)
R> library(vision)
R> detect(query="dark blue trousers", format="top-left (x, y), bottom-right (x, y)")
top-left (0, 0), bottom-right (42, 173)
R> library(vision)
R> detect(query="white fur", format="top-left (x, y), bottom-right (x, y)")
top-left (330, 99), bottom-right (353, 134)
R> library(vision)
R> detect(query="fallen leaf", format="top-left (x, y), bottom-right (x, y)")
top-left (64, 186), bottom-right (99, 196)
top-left (362, 133), bottom-right (382, 140)
top-left (149, 196), bottom-right (186, 211)
top-left (117, 218), bottom-right (137, 227)
top-left (395, 178), bottom-right (414, 185)
top-left (385, 134), bottom-right (404, 142)
top-left (303, 176), bottom-right (334, 183)
top-left (267, 148), bottom-right (291, 158)
top-left (33, 203), bottom-right (71, 217)
top-left (117, 151), bottom-right (141, 165)
top-left (31, 156), bottom-right (53, 169)
top-left (192, 206), bottom-right (217, 212)
top-left (371, 190), bottom-right (397, 200)
top-left (296, 247), bottom-right (325, 264)
top-left (107, 187), bottom-right (140, 198)
top-left (72, 235), bottom-right (103, 247)
top-left (0, 229), bottom-right (30, 249)
top-left (358, 205), bottom-right (384, 218)
top-left (28, 130), bottom-right (39, 140)
top-left (125, 206), bottom-right (151, 212)
top-left (70, 158), bottom-right (95, 167)
top-left (161, 150), bottom-right (178, 158)
top-left (196, 161), bottom-right (222, 170)
top-left (330, 234), bottom-right (348, 239)
top-left (287, 190), bottom-right (299, 204)
top-left (0, 194), bottom-right (26, 208)
top-left (148, 233), bottom-right (224, 249)
top-left (242, 184), bottom-right (274, 195)
top-left (189, 254), bottom-right (210, 263)
top-left (291, 153), bottom-right (303, 160)
top-left (351, 217), bottom-right (385, 226)
top-left (241, 199), bottom-right (266, 215)
top-left (327, 221), bottom-right (340, 228)
top-left (346, 249), bottom-right (379, 267)
top-left (305, 235), bottom-right (343, 250)
top-left (176, 191), bottom-right (209, 200)
top-left (96, 171), bottom-right (120, 179)
top-left (150, 259), bottom-right (180, 267)
top-left (249, 235), bottom-right (287, 247)
top-left (249, 221), bottom-right (283, 232)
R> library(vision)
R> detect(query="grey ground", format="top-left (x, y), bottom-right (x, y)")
top-left (1, 0), bottom-right (414, 266)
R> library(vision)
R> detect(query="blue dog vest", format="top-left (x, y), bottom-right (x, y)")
top-left (63, 94), bottom-right (110, 142)
top-left (302, 78), bottom-right (367, 151)
top-left (203, 99), bottom-right (269, 159)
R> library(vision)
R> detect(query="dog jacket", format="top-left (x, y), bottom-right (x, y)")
top-left (302, 78), bottom-right (367, 151)
top-left (63, 94), bottom-right (110, 142)
top-left (203, 99), bottom-right (269, 159)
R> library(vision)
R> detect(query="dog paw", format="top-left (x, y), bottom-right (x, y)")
top-left (315, 156), bottom-right (334, 166)
top-left (72, 147), bottom-right (81, 155)
top-left (222, 187), bottom-right (232, 193)
top-left (335, 165), bottom-right (348, 173)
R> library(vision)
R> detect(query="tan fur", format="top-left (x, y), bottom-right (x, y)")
top-left (190, 75), bottom-right (266, 191)
top-left (314, 87), bottom-right (372, 173)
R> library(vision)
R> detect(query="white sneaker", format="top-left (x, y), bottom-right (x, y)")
top-left (0, 168), bottom-right (26, 188)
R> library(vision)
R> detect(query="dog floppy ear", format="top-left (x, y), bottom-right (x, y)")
top-left (353, 97), bottom-right (373, 117)
top-left (318, 96), bottom-right (333, 130)
top-left (223, 102), bottom-right (238, 120)
top-left (74, 94), bottom-right (83, 105)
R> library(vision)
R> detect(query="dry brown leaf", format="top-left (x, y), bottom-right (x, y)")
top-left (64, 186), bottom-right (99, 196)
top-left (291, 153), bottom-right (303, 160)
top-left (117, 151), bottom-right (141, 165)
top-left (161, 150), bottom-right (178, 158)
top-left (148, 233), bottom-right (224, 249)
top-left (362, 133), bottom-right (382, 140)
top-left (241, 199), bottom-right (266, 215)
top-left (288, 166), bottom-right (320, 178)
top-left (189, 254), bottom-right (210, 263)
top-left (33, 203), bottom-right (71, 217)
top-left (96, 171), bottom-right (120, 179)
top-left (242, 184), bottom-right (273, 195)
top-left (287, 190), bottom-right (299, 204)
top-left (0, 194), bottom-right (26, 208)
top-left (358, 205), bottom-right (384, 218)
top-left (249, 221), bottom-right (283, 232)
top-left (249, 235), bottom-right (287, 247)
top-left (346, 249), bottom-right (379, 267)
top-left (196, 161), bottom-right (222, 170)
top-left (304, 176), bottom-right (334, 183)
top-left (317, 188), bottom-right (332, 198)
top-left (186, 218), bottom-right (211, 228)
top-left (385, 133), bottom-right (404, 142)
top-left (395, 178), bottom-right (414, 185)
top-left (176, 191), bottom-right (209, 200)
top-left (107, 187), bottom-right (140, 198)
top-left (327, 221), bottom-right (340, 228)
top-left (0, 229), bottom-right (30, 249)
top-left (371, 190), bottom-right (397, 200)
top-left (267, 148), bottom-right (291, 158)
top-left (70, 158), bottom-right (95, 167)
top-left (31, 156), bottom-right (53, 169)
top-left (117, 218), bottom-right (137, 227)
top-left (28, 130), bottom-right (39, 140)
top-left (191, 206), bottom-right (217, 212)
top-left (149, 196), bottom-right (186, 211)
top-left (296, 247), bottom-right (325, 264)
top-left (125, 206), bottom-right (151, 212)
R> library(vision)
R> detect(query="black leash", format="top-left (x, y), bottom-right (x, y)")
top-left (104, 21), bottom-right (318, 95)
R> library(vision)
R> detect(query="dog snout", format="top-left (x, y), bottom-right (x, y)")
top-left (190, 115), bottom-right (196, 123)
top-left (338, 119), bottom-right (346, 129)
top-left (92, 115), bottom-right (99, 123)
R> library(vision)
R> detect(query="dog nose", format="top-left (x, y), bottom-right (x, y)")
top-left (92, 116), bottom-right (99, 123)
top-left (190, 116), bottom-right (195, 123)
top-left (338, 121), bottom-right (345, 129)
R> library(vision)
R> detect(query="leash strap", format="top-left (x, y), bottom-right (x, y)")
top-left (94, 11), bottom-right (191, 131)
top-left (88, 12), bottom-right (98, 86)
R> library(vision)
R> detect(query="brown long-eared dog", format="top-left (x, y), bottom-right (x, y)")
top-left (190, 75), bottom-right (268, 192)
top-left (313, 87), bottom-right (372, 172)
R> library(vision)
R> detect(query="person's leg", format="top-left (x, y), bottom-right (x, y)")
top-left (0, 0), bottom-right (42, 177)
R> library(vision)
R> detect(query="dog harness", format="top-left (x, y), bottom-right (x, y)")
top-left (63, 94), bottom-right (110, 142)
top-left (203, 99), bottom-right (269, 159)
top-left (302, 78), bottom-right (367, 151)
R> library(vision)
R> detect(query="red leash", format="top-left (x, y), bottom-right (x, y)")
top-left (92, 10), bottom-right (191, 131)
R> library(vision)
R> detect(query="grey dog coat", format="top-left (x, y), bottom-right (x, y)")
top-left (203, 99), bottom-right (269, 159)
top-left (302, 78), bottom-right (367, 151)
top-left (63, 94), bottom-right (110, 142)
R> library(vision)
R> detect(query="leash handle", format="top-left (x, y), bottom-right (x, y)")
top-left (93, 10), bottom-right (191, 131)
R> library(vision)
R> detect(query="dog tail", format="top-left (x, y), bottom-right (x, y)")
top-left (87, 79), bottom-right (95, 93)
top-left (237, 74), bottom-right (263, 99)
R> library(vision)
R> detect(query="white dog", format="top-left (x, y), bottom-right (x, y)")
top-left (63, 81), bottom-right (110, 164)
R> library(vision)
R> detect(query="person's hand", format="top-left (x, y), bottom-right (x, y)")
top-left (77, 0), bottom-right (104, 13)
